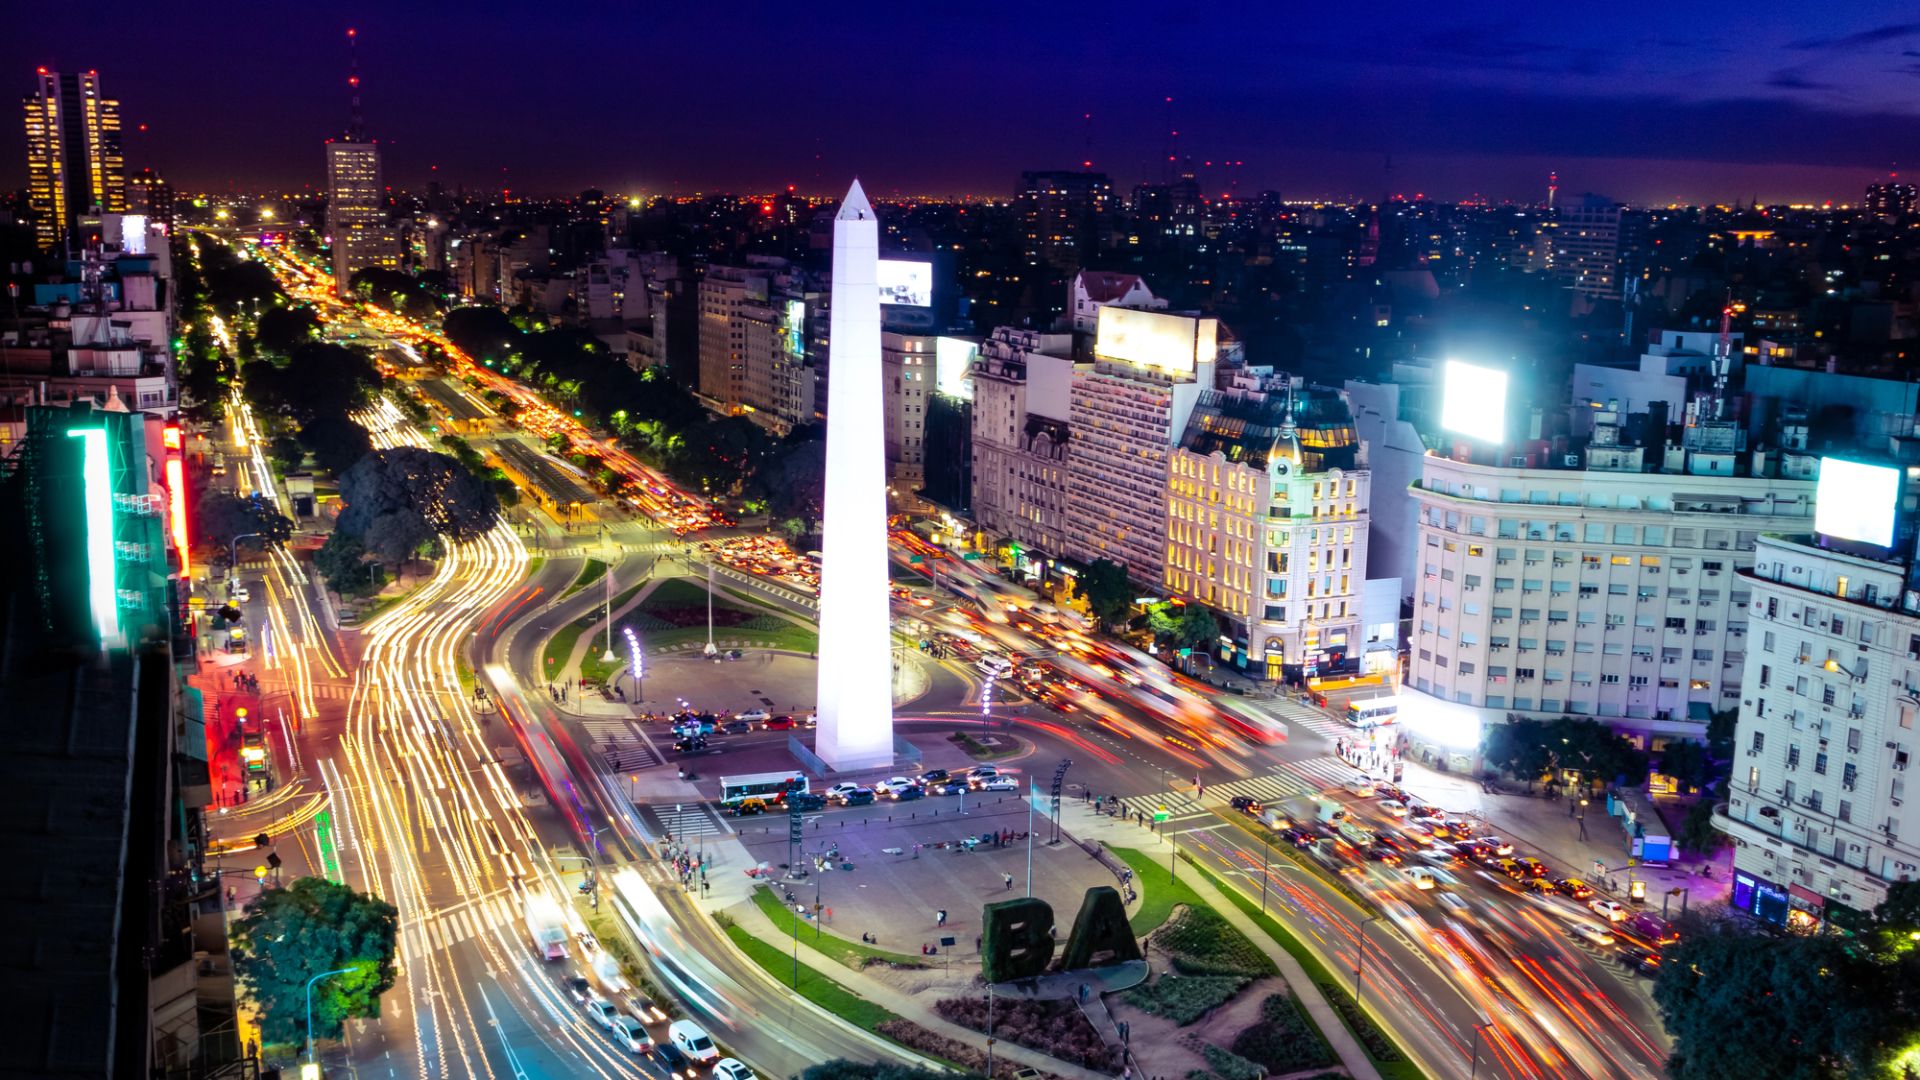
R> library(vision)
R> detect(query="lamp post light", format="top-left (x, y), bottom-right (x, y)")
top-left (1353, 914), bottom-right (1381, 1007)
top-left (623, 626), bottom-right (643, 704)
top-left (305, 966), bottom-right (355, 1066)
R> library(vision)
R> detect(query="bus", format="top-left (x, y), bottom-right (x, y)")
top-left (719, 771), bottom-right (809, 808)
top-left (1345, 696), bottom-right (1400, 729)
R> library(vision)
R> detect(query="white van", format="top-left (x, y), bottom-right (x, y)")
top-left (976, 654), bottom-right (1013, 679)
top-left (1405, 867), bottom-right (1440, 891)
top-left (668, 1020), bottom-right (719, 1064)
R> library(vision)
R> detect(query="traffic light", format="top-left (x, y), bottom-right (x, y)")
top-left (266, 851), bottom-right (282, 871)
top-left (254, 832), bottom-right (270, 849)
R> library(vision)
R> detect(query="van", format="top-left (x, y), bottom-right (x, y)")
top-left (977, 654), bottom-right (1013, 678)
top-left (668, 1020), bottom-right (720, 1064)
top-left (1405, 867), bottom-right (1439, 891)
top-left (1311, 797), bottom-right (1346, 824)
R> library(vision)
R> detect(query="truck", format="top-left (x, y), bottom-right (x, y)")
top-left (1311, 796), bottom-right (1346, 824)
top-left (524, 895), bottom-right (570, 960)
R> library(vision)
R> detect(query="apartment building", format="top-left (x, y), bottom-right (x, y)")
top-left (881, 332), bottom-right (934, 490)
top-left (969, 328), bottom-right (1075, 577)
top-left (1403, 441), bottom-right (1817, 753)
top-left (1165, 371), bottom-right (1369, 679)
top-left (1717, 533), bottom-right (1920, 931)
top-left (697, 259), bottom-right (814, 431)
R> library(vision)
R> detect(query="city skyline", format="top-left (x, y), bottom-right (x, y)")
top-left (8, 2), bottom-right (1920, 205)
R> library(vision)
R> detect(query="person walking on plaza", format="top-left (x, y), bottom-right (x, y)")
top-left (1003, 872), bottom-right (1014, 891)
top-left (936, 908), bottom-right (947, 928)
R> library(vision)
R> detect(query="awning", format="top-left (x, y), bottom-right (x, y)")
top-left (1788, 883), bottom-right (1826, 909)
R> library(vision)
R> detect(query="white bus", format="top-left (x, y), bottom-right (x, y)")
top-left (1345, 696), bottom-right (1400, 728)
top-left (718, 771), bottom-right (808, 807)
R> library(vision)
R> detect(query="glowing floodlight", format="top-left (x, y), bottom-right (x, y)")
top-left (68, 428), bottom-right (124, 648)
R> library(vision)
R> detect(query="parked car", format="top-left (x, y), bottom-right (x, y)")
top-left (612, 1015), bottom-right (653, 1054)
top-left (669, 1020), bottom-right (720, 1064)
top-left (1555, 878), bottom-right (1595, 900)
top-left (1590, 899), bottom-right (1629, 922)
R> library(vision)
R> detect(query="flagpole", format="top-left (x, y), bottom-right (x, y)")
top-left (1026, 779), bottom-right (1036, 897)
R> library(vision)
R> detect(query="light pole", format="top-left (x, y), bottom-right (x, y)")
top-left (1470, 1020), bottom-right (1492, 1078)
top-left (229, 531), bottom-right (267, 578)
top-left (600, 551), bottom-right (617, 668)
top-left (1353, 914), bottom-right (1380, 1007)
top-left (305, 966), bottom-right (355, 1066)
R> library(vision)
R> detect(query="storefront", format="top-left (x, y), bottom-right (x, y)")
top-left (1731, 870), bottom-right (1791, 927)
top-left (1786, 883), bottom-right (1826, 935)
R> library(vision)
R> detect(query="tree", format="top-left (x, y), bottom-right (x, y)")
top-left (314, 531), bottom-right (382, 598)
top-left (231, 876), bottom-right (398, 1047)
top-left (758, 438), bottom-right (827, 524)
top-left (337, 447), bottom-right (500, 554)
top-left (1481, 717), bottom-right (1554, 789)
top-left (267, 434), bottom-right (305, 474)
top-left (193, 492), bottom-right (293, 564)
top-left (796, 1063), bottom-right (954, 1080)
top-left (1148, 601), bottom-right (1216, 653)
top-left (254, 305), bottom-right (321, 356)
top-left (1073, 559), bottom-right (1135, 630)
top-left (296, 413), bottom-right (375, 476)
top-left (1658, 739), bottom-right (1717, 794)
top-left (1675, 798), bottom-right (1725, 858)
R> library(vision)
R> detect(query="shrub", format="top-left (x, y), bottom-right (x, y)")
top-left (1196, 1043), bottom-right (1264, 1080)
top-left (1121, 974), bottom-right (1249, 1025)
top-left (1319, 982), bottom-right (1403, 1062)
top-left (934, 997), bottom-right (1121, 1071)
top-left (1229, 993), bottom-right (1336, 1074)
top-left (1152, 905), bottom-right (1276, 978)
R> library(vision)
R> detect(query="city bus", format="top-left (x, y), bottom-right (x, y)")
top-left (718, 771), bottom-right (809, 808)
top-left (1345, 696), bottom-right (1400, 728)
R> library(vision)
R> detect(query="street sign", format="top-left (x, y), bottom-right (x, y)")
top-left (961, 552), bottom-right (983, 560)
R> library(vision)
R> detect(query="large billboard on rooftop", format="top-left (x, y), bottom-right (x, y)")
top-left (1440, 360), bottom-right (1509, 443)
top-left (1815, 457), bottom-right (1901, 549)
top-left (1094, 307), bottom-right (1215, 374)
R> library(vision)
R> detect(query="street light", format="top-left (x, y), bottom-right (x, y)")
top-left (305, 966), bottom-right (356, 1066)
top-left (1353, 914), bottom-right (1381, 1007)
top-left (1470, 1020), bottom-right (1493, 1078)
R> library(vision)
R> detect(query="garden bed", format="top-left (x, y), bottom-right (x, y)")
top-left (1121, 973), bottom-right (1249, 1025)
top-left (1229, 993), bottom-right (1337, 1075)
top-left (934, 996), bottom-right (1121, 1071)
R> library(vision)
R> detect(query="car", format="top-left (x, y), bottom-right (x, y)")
top-left (1555, 878), bottom-right (1595, 900)
top-left (977, 776), bottom-right (1019, 792)
top-left (737, 709), bottom-right (771, 723)
top-left (1377, 799), bottom-right (1408, 818)
top-left (728, 797), bottom-right (769, 816)
top-left (1405, 867), bottom-right (1438, 890)
top-left (928, 779), bottom-right (968, 796)
top-left (229, 584), bottom-right (252, 603)
top-left (713, 1059), bottom-right (757, 1080)
top-left (1571, 922), bottom-right (1617, 947)
top-left (1436, 891), bottom-right (1472, 916)
top-left (1408, 805), bottom-right (1443, 821)
top-left (612, 1015), bottom-right (653, 1054)
top-left (1589, 899), bottom-right (1629, 922)
top-left (1516, 857), bottom-right (1550, 878)
top-left (1344, 778), bottom-right (1376, 797)
top-left (583, 994), bottom-right (620, 1030)
top-left (563, 975), bottom-right (592, 1004)
top-left (669, 1020), bottom-right (720, 1064)
top-left (672, 735), bottom-right (708, 752)
top-left (825, 782), bottom-right (862, 801)
top-left (654, 1042), bottom-right (696, 1080)
top-left (764, 715), bottom-right (797, 730)
top-left (1479, 836), bottom-right (1516, 856)
top-left (1417, 847), bottom-right (1460, 866)
top-left (894, 785), bottom-right (925, 802)
top-left (788, 792), bottom-right (827, 811)
top-left (1366, 846), bottom-right (1402, 865)
top-left (1519, 876), bottom-right (1556, 895)
top-left (843, 788), bottom-right (876, 806)
top-left (919, 769), bottom-right (952, 784)
top-left (1443, 818), bottom-right (1476, 837)
top-left (1495, 858), bottom-right (1526, 880)
top-left (1371, 784), bottom-right (1407, 802)
top-left (721, 720), bottom-right (753, 734)
top-left (875, 776), bottom-right (921, 797)
top-left (1281, 827), bottom-right (1318, 848)
top-left (967, 765), bottom-right (1000, 782)
top-left (1620, 947), bottom-right (1663, 977)
top-left (1230, 795), bottom-right (1261, 814)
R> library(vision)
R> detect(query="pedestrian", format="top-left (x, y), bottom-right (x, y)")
top-left (937, 908), bottom-right (947, 927)
top-left (913, 842), bottom-right (922, 859)
top-left (1004, 872), bottom-right (1014, 891)
top-left (975, 933), bottom-right (983, 951)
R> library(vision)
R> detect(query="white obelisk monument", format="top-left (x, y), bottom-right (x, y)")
top-left (814, 180), bottom-right (895, 770)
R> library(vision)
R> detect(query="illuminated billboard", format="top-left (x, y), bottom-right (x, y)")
top-left (1093, 307), bottom-right (1216, 374)
top-left (877, 259), bottom-right (932, 307)
top-left (935, 337), bottom-right (978, 400)
top-left (1440, 360), bottom-right (1509, 443)
top-left (1815, 457), bottom-right (1901, 548)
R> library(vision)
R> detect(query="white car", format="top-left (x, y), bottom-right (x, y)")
top-left (583, 994), bottom-right (619, 1030)
top-left (1344, 778), bottom-right (1376, 797)
top-left (230, 584), bottom-right (252, 603)
top-left (1436, 891), bottom-right (1471, 916)
top-left (612, 1015), bottom-right (653, 1053)
top-left (875, 776), bottom-right (921, 797)
top-left (669, 1020), bottom-right (720, 1064)
top-left (1378, 799), bottom-right (1408, 818)
top-left (967, 765), bottom-right (1000, 782)
top-left (1571, 922), bottom-right (1617, 947)
top-left (1589, 899), bottom-right (1629, 923)
top-left (738, 709), bottom-right (771, 723)
top-left (824, 782), bottom-right (862, 801)
top-left (714, 1059), bottom-right (757, 1080)
top-left (977, 776), bottom-right (1019, 792)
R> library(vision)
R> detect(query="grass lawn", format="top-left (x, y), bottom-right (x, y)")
top-left (524, 555), bottom-right (545, 580)
top-left (641, 622), bottom-right (818, 655)
top-left (544, 620), bottom-right (587, 674)
top-left (1112, 846), bottom-right (1201, 936)
top-left (1185, 859), bottom-right (1424, 1080)
top-left (561, 558), bottom-right (607, 598)
top-left (638, 576), bottom-right (724, 610)
top-left (720, 920), bottom-right (898, 1030)
top-left (719, 583), bottom-right (808, 617)
top-left (749, 887), bottom-right (927, 969)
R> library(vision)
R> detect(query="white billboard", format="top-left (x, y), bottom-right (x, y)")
top-left (1440, 360), bottom-right (1509, 443)
top-left (934, 336), bottom-right (978, 400)
top-left (1094, 307), bottom-right (1216, 374)
top-left (877, 259), bottom-right (932, 307)
top-left (1815, 457), bottom-right (1901, 548)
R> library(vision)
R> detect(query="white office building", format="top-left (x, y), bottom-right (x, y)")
top-left (969, 328), bottom-right (1075, 576)
top-left (1717, 533), bottom-right (1920, 930)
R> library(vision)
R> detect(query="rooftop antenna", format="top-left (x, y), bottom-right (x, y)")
top-left (1711, 291), bottom-right (1735, 420)
top-left (1081, 112), bottom-right (1094, 171)
top-left (1548, 169), bottom-right (1558, 211)
top-left (346, 27), bottom-right (364, 141)
top-left (1163, 96), bottom-right (1176, 184)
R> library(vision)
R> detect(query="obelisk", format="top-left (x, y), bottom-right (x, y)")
top-left (814, 180), bottom-right (895, 770)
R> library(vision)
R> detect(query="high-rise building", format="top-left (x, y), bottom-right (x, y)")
top-left (1865, 180), bottom-right (1917, 218)
top-left (969, 328), bottom-right (1075, 580)
top-left (1062, 306), bottom-right (1217, 585)
top-left (325, 139), bottom-right (399, 295)
top-left (22, 68), bottom-right (126, 252)
top-left (1556, 193), bottom-right (1622, 308)
top-left (124, 167), bottom-right (174, 234)
top-left (1717, 530), bottom-right (1920, 931)
top-left (881, 332), bottom-right (934, 490)
top-left (697, 259), bottom-right (814, 431)
top-left (1016, 169), bottom-right (1113, 321)
top-left (1166, 371), bottom-right (1369, 680)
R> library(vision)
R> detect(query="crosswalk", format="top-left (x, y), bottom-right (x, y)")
top-left (1258, 696), bottom-right (1354, 741)
top-left (580, 717), bottom-right (661, 770)
top-left (645, 801), bottom-right (731, 841)
top-left (1129, 756), bottom-right (1369, 826)
top-left (397, 892), bottom-right (519, 965)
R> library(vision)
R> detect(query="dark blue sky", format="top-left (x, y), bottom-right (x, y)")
top-left (9, 0), bottom-right (1920, 203)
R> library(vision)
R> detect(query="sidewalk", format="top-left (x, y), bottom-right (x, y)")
top-left (729, 895), bottom-right (1113, 1080)
top-left (1057, 802), bottom-right (1384, 1080)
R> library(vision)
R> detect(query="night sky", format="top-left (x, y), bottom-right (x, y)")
top-left (8, 0), bottom-right (1920, 204)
